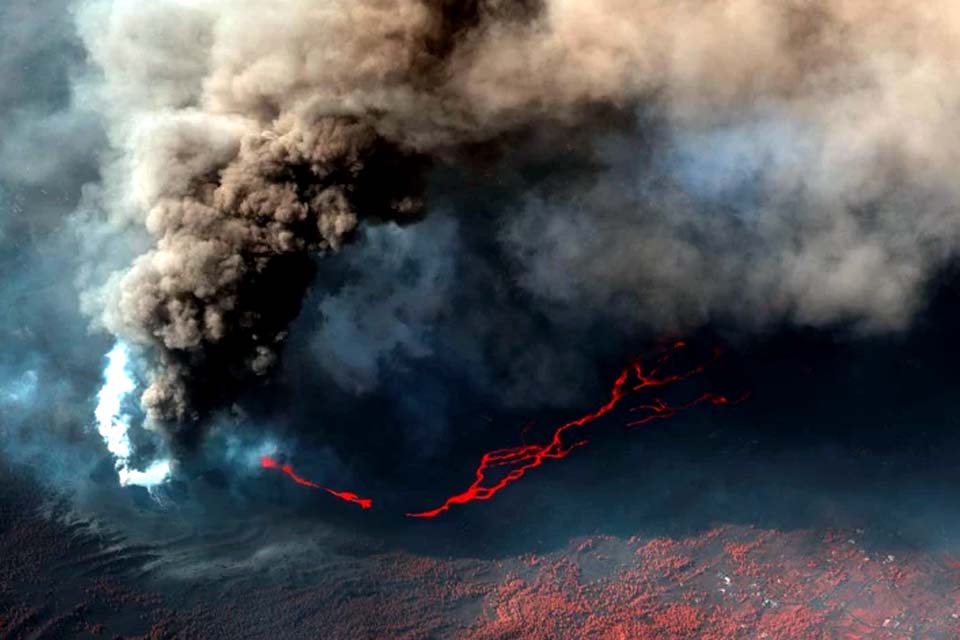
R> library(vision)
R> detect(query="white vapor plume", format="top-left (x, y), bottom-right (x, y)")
top-left (94, 342), bottom-right (171, 487)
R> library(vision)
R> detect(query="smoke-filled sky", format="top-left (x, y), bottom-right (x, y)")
top-left (4, 0), bottom-right (960, 512)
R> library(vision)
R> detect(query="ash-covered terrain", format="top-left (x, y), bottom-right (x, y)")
top-left (5, 431), bottom-right (960, 639)
top-left (7, 320), bottom-right (960, 638)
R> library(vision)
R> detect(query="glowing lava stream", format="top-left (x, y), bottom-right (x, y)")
top-left (406, 342), bottom-right (745, 518)
top-left (260, 456), bottom-right (373, 509)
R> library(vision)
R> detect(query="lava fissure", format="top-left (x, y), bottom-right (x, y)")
top-left (627, 392), bottom-right (750, 427)
top-left (260, 456), bottom-right (373, 509)
top-left (406, 342), bottom-right (740, 518)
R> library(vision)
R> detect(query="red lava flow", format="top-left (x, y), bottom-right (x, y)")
top-left (260, 456), bottom-right (373, 509)
top-left (260, 343), bottom-right (743, 517)
top-left (406, 342), bottom-right (744, 518)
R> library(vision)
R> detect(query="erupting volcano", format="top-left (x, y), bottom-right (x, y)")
top-left (7, 0), bottom-right (960, 637)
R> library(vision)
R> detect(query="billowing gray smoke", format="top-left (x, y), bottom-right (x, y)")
top-left (74, 0), bottom-right (960, 449)
top-left (77, 0), bottom-right (452, 424)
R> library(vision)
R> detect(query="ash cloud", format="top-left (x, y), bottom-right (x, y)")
top-left (474, 0), bottom-right (960, 333)
top-left (40, 0), bottom-right (960, 471)
top-left (0, 0), bottom-right (112, 482)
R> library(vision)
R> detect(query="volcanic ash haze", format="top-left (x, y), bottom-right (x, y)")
top-left (76, 0), bottom-right (960, 459)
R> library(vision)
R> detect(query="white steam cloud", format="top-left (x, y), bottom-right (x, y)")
top-left (94, 342), bottom-right (171, 487)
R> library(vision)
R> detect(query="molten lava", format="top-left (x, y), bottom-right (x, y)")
top-left (406, 342), bottom-right (743, 518)
top-left (259, 343), bottom-right (742, 517)
top-left (260, 456), bottom-right (373, 509)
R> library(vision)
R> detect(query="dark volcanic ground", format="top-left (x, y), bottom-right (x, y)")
top-left (7, 307), bottom-right (960, 639)
top-left (3, 455), bottom-right (960, 640)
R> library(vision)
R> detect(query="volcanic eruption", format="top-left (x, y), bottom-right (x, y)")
top-left (69, 0), bottom-right (960, 495)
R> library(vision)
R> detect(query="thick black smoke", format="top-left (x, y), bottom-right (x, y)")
top-left (7, 0), bottom-right (960, 487)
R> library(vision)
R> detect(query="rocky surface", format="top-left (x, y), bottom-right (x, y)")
top-left (2, 458), bottom-right (960, 640)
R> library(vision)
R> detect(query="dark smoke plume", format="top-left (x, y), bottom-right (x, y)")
top-left (73, 0), bottom-right (960, 465)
